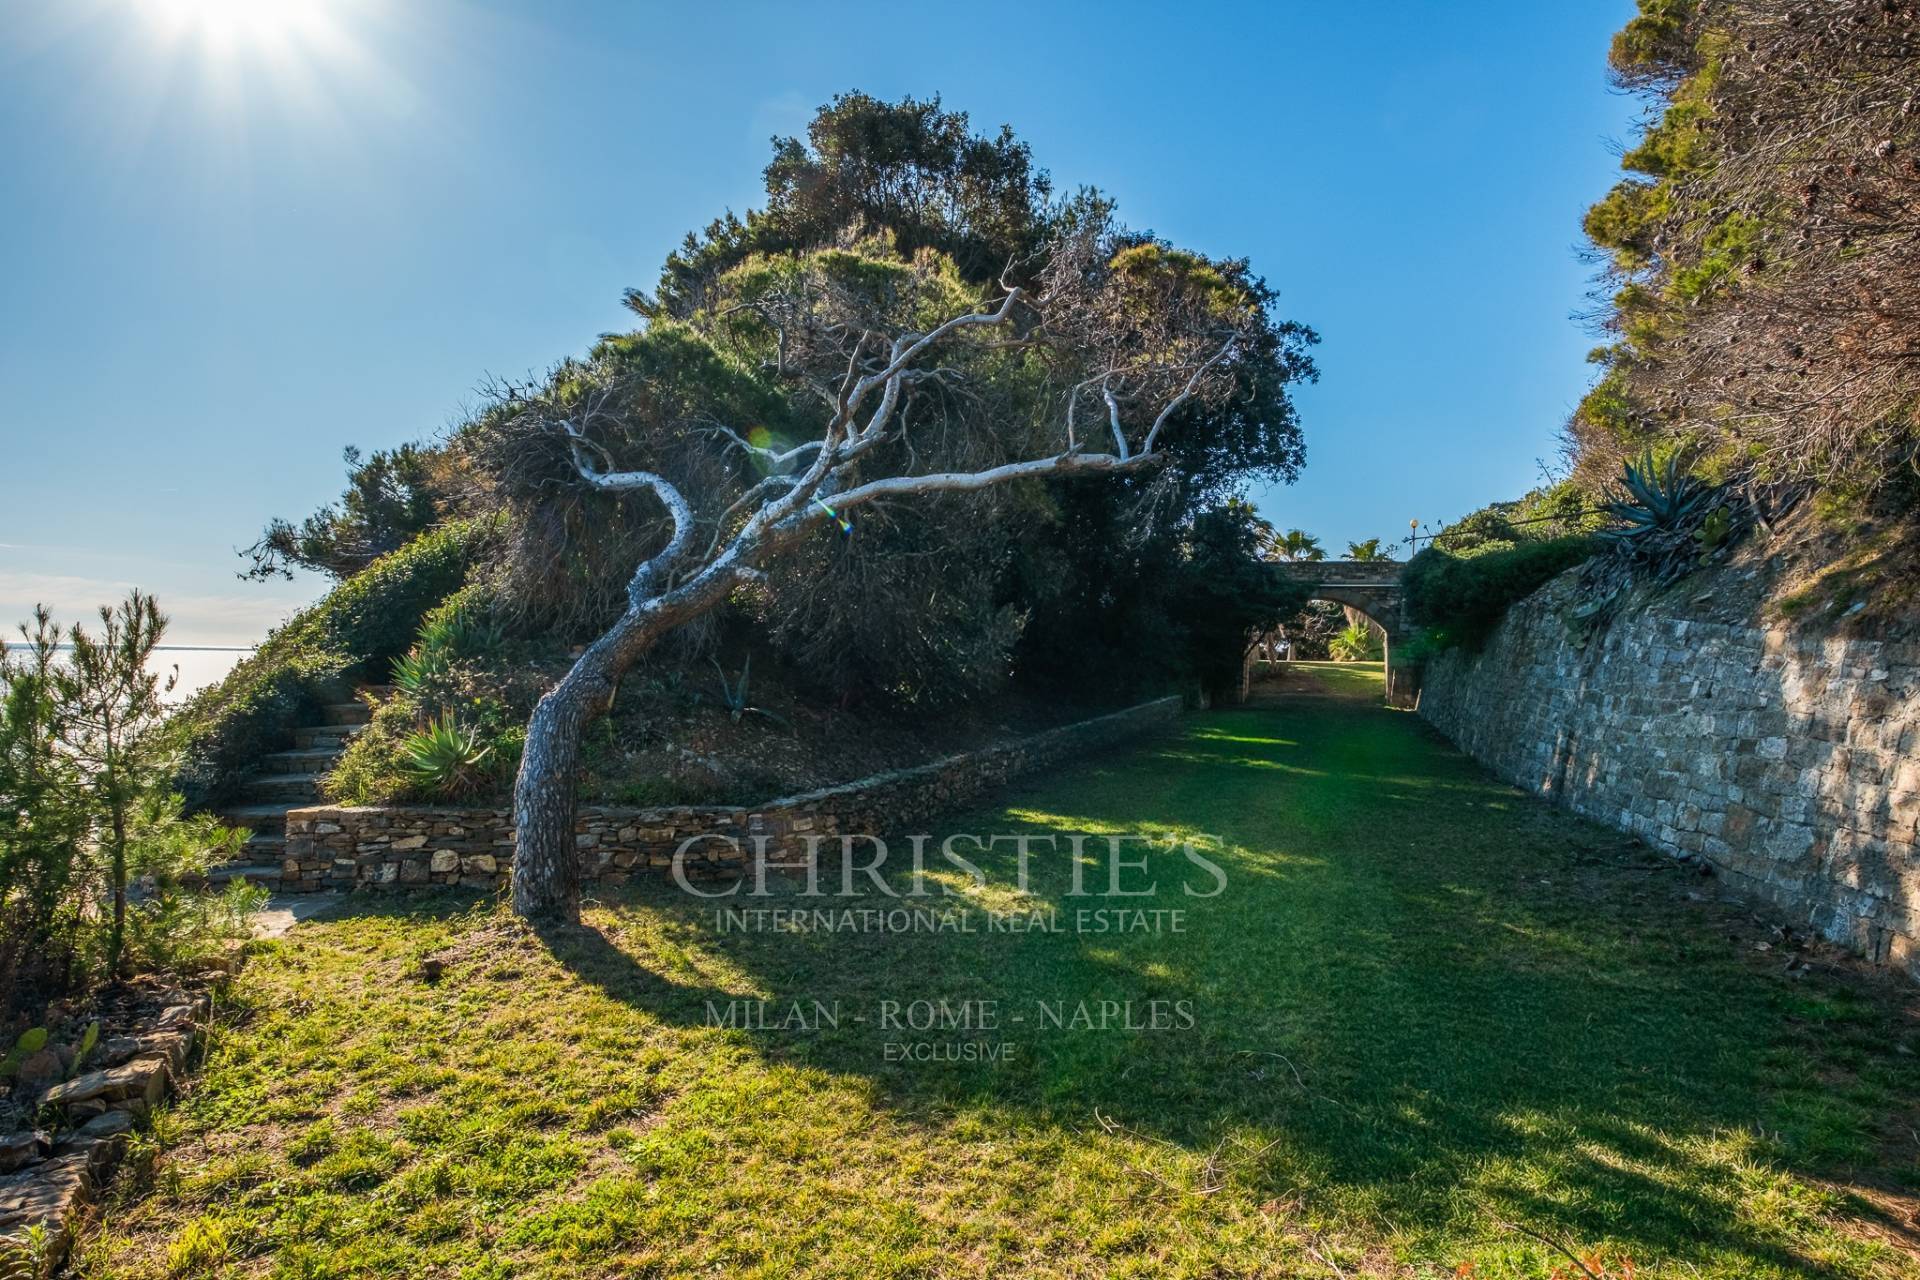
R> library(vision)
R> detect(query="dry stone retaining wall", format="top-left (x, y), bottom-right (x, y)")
top-left (282, 696), bottom-right (1184, 893)
top-left (1418, 572), bottom-right (1920, 977)
top-left (1, 990), bottom-right (219, 1270)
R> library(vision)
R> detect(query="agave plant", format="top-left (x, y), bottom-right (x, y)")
top-left (399, 714), bottom-right (494, 799)
top-left (1600, 451), bottom-right (1717, 548)
top-left (1579, 451), bottom-right (1754, 621)
top-left (390, 645), bottom-right (451, 697)
top-left (707, 654), bottom-right (791, 729)
top-left (418, 598), bottom-right (504, 661)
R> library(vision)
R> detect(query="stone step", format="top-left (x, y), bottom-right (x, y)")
top-left (239, 832), bottom-right (286, 859)
top-left (217, 805), bottom-right (292, 838)
top-left (207, 863), bottom-right (283, 891)
top-left (240, 773), bottom-right (327, 804)
top-left (293, 723), bottom-right (364, 750)
top-left (321, 701), bottom-right (372, 727)
top-left (260, 747), bottom-right (342, 773)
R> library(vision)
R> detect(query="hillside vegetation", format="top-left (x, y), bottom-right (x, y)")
top-left (195, 94), bottom-right (1320, 809)
top-left (1403, 1), bottom-right (1919, 657)
top-left (1574, 0), bottom-right (1919, 510)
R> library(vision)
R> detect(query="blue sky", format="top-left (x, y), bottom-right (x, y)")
top-left (0, 0), bottom-right (1641, 646)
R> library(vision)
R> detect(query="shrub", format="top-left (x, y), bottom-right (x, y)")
top-left (390, 646), bottom-right (451, 700)
top-left (1401, 536), bottom-right (1596, 653)
top-left (324, 582), bottom-right (528, 806)
top-left (1171, 502), bottom-right (1312, 701)
top-left (2, 596), bottom-right (263, 1014)
top-left (170, 520), bottom-right (487, 807)
top-left (126, 877), bottom-right (265, 977)
top-left (298, 520), bottom-right (484, 673)
top-left (415, 586), bottom-right (504, 664)
top-left (388, 583), bottom-right (504, 710)
top-left (322, 698), bottom-right (418, 806)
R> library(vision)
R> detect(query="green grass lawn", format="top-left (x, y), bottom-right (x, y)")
top-left (78, 673), bottom-right (1920, 1278)
top-left (1279, 659), bottom-right (1389, 697)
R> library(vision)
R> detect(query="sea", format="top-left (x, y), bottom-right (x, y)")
top-left (147, 647), bottom-right (253, 703)
top-left (0, 646), bottom-right (253, 705)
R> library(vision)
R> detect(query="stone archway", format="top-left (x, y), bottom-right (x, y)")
top-left (1268, 561), bottom-right (1417, 707)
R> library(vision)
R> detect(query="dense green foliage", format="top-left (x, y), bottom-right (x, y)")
top-left (643, 92), bottom-right (1054, 319)
top-left (242, 444), bottom-right (452, 581)
top-left (1574, 0), bottom-right (1920, 508)
top-left (1327, 621), bottom-right (1382, 662)
top-left (215, 93), bottom-right (1317, 797)
top-left (1342, 537), bottom-right (1392, 562)
top-left (1, 596), bottom-right (254, 1014)
top-left (173, 521), bottom-right (484, 808)
top-left (396, 714), bottom-right (495, 800)
top-left (1424, 479), bottom-right (1600, 558)
top-left (81, 686), bottom-right (1920, 1278)
top-left (1402, 536), bottom-right (1597, 653)
top-left (1169, 501), bottom-right (1311, 701)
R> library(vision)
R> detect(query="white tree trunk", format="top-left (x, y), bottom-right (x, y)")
top-left (504, 278), bottom-right (1244, 923)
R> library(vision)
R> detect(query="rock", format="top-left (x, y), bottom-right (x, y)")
top-left (417, 957), bottom-right (445, 984)
top-left (40, 1056), bottom-right (169, 1112)
top-left (98, 1036), bottom-right (142, 1068)
top-left (77, 1110), bottom-right (133, 1139)
top-left (191, 946), bottom-right (242, 977)
top-left (150, 1029), bottom-right (195, 1073)
top-left (429, 849), bottom-right (459, 874)
top-left (51, 1133), bottom-right (123, 1181)
top-left (67, 1099), bottom-right (108, 1120)
top-left (154, 1004), bottom-right (196, 1031)
top-left (114, 1098), bottom-right (149, 1121)
top-left (390, 834), bottom-right (428, 851)
top-left (0, 1132), bottom-right (44, 1175)
top-left (0, 1150), bottom-right (93, 1266)
top-left (14, 1049), bottom-right (62, 1090)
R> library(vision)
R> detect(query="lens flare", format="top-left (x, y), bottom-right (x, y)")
top-left (813, 497), bottom-right (854, 535)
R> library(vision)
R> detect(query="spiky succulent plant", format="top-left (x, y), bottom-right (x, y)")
top-left (1600, 452), bottom-right (1717, 549)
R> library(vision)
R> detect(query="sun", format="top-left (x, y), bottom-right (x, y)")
top-left (139, 0), bottom-right (333, 51)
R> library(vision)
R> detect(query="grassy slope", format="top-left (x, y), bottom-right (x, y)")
top-left (80, 664), bottom-right (1920, 1278)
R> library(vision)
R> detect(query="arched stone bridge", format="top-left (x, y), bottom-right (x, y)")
top-left (1270, 560), bottom-right (1418, 705)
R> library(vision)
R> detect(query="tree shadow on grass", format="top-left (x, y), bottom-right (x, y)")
top-left (342, 699), bottom-right (1920, 1277)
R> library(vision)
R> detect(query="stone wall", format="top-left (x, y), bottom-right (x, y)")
top-left (282, 696), bottom-right (1184, 893)
top-left (1418, 572), bottom-right (1920, 977)
top-left (3, 986), bottom-right (222, 1269)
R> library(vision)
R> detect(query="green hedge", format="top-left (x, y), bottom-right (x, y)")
top-left (170, 520), bottom-right (485, 809)
top-left (1401, 536), bottom-right (1595, 654)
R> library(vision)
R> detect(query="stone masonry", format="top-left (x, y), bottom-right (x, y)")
top-left (282, 696), bottom-right (1183, 894)
top-left (1418, 572), bottom-right (1920, 978)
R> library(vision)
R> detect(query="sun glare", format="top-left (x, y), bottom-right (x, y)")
top-left (141, 0), bottom-right (333, 52)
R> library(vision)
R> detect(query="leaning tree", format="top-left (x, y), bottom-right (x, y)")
top-left (489, 227), bottom-right (1307, 923)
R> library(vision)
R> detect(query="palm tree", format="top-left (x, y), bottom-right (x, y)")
top-left (1343, 537), bottom-right (1393, 562)
top-left (1270, 528), bottom-right (1326, 563)
top-left (1218, 497), bottom-right (1276, 554)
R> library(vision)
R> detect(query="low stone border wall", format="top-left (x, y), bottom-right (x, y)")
top-left (1, 983), bottom-right (225, 1271)
top-left (282, 696), bottom-right (1184, 892)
